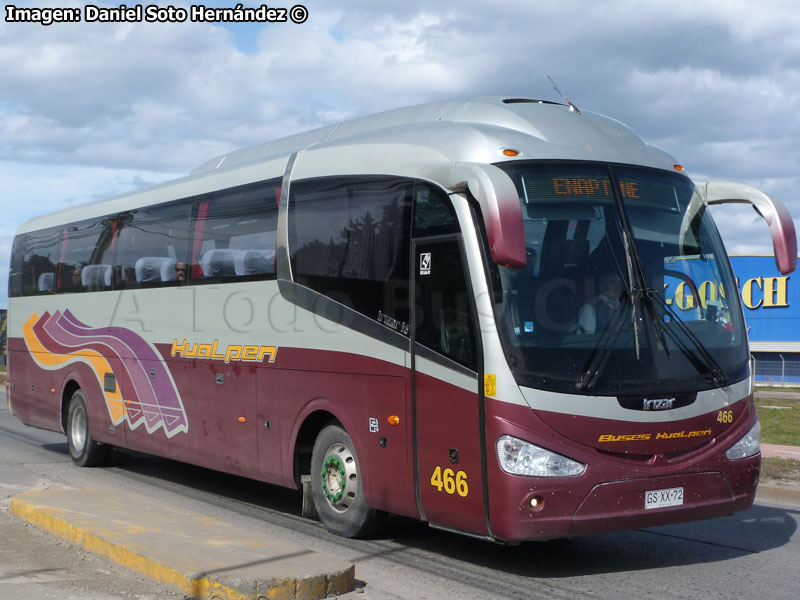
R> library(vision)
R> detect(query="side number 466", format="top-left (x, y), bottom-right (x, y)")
top-left (430, 466), bottom-right (469, 497)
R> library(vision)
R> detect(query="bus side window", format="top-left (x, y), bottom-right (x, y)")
top-left (413, 184), bottom-right (459, 237)
top-left (191, 179), bottom-right (279, 282)
top-left (59, 219), bottom-right (109, 293)
top-left (414, 239), bottom-right (477, 371)
top-left (114, 201), bottom-right (193, 289)
top-left (289, 176), bottom-right (413, 326)
top-left (411, 185), bottom-right (476, 368)
top-left (8, 237), bottom-right (25, 297)
top-left (14, 226), bottom-right (63, 296)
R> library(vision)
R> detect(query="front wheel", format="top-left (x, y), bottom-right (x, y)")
top-left (311, 423), bottom-right (387, 538)
top-left (67, 390), bottom-right (111, 467)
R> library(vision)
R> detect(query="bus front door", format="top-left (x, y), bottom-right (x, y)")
top-left (412, 237), bottom-right (488, 536)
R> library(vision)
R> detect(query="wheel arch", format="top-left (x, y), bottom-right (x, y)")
top-left (292, 409), bottom-right (340, 489)
top-left (60, 378), bottom-right (81, 434)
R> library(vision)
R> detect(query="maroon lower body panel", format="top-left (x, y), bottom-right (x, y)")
top-left (487, 460), bottom-right (758, 541)
top-left (570, 472), bottom-right (734, 536)
top-left (485, 398), bottom-right (760, 542)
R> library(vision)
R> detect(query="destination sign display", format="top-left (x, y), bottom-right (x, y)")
top-left (551, 178), bottom-right (640, 199)
top-left (520, 167), bottom-right (686, 212)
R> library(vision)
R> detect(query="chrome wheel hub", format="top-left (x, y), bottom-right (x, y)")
top-left (320, 442), bottom-right (357, 512)
top-left (70, 404), bottom-right (87, 453)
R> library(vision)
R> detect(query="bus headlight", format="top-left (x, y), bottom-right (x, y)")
top-left (496, 435), bottom-right (586, 477)
top-left (725, 420), bottom-right (761, 460)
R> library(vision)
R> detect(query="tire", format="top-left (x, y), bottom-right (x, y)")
top-left (311, 423), bottom-right (387, 538)
top-left (66, 390), bottom-right (111, 467)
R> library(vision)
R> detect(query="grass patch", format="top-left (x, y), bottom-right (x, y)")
top-left (756, 406), bottom-right (800, 446)
top-left (761, 457), bottom-right (800, 481)
top-left (754, 393), bottom-right (800, 446)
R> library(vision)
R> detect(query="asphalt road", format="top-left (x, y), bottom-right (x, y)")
top-left (2, 387), bottom-right (799, 600)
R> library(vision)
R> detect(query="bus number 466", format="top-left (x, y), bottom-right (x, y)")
top-left (430, 466), bottom-right (469, 497)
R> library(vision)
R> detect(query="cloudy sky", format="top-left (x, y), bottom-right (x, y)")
top-left (2, 0), bottom-right (799, 308)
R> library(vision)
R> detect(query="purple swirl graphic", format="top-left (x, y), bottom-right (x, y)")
top-left (32, 310), bottom-right (188, 437)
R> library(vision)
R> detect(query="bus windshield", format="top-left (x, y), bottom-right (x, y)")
top-left (493, 161), bottom-right (749, 396)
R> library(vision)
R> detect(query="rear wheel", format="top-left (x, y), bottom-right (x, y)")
top-left (67, 390), bottom-right (111, 467)
top-left (311, 423), bottom-right (387, 538)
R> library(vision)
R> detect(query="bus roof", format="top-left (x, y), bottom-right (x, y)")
top-left (193, 96), bottom-right (677, 174)
top-left (17, 96), bottom-right (680, 235)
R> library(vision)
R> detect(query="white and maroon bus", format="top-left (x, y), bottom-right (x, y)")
top-left (6, 97), bottom-right (797, 542)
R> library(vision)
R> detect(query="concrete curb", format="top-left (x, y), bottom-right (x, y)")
top-left (756, 483), bottom-right (800, 506)
top-left (10, 489), bottom-right (354, 600)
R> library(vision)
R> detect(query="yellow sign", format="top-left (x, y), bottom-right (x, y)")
top-left (740, 276), bottom-right (789, 309)
top-left (484, 374), bottom-right (497, 397)
top-left (665, 276), bottom-right (789, 311)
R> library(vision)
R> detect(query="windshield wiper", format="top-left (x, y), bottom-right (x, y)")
top-left (650, 289), bottom-right (727, 387)
top-left (577, 174), bottom-right (647, 392)
top-left (613, 178), bottom-right (719, 379)
top-left (622, 229), bottom-right (643, 359)
top-left (578, 166), bottom-right (727, 392)
top-left (576, 295), bottom-right (632, 392)
top-left (577, 284), bottom-right (725, 392)
top-left (623, 230), bottom-right (726, 387)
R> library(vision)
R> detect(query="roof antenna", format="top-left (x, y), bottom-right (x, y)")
top-left (548, 76), bottom-right (581, 114)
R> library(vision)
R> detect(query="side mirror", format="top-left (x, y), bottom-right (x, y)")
top-left (697, 181), bottom-right (797, 275)
top-left (451, 163), bottom-right (526, 268)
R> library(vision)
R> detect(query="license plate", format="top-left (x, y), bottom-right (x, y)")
top-left (645, 486), bottom-right (684, 510)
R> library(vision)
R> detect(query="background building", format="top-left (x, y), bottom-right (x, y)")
top-left (729, 256), bottom-right (799, 386)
